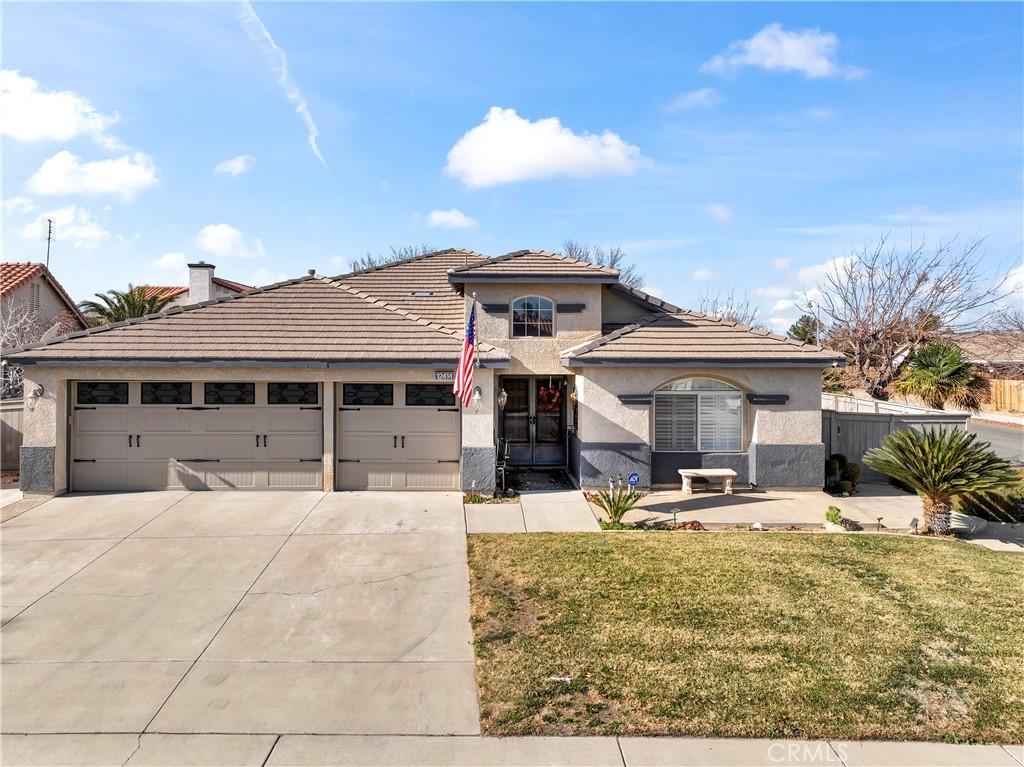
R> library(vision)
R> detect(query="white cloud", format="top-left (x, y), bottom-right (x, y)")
top-left (772, 298), bottom-right (798, 312)
top-left (425, 208), bottom-right (478, 229)
top-left (805, 106), bottom-right (836, 121)
top-left (769, 316), bottom-right (794, 331)
top-left (215, 154), bottom-right (255, 176)
top-left (0, 69), bottom-right (121, 148)
top-left (701, 23), bottom-right (863, 80)
top-left (27, 150), bottom-right (157, 200)
top-left (237, 2), bottom-right (325, 166)
top-left (665, 88), bottom-right (722, 111)
top-left (771, 257), bottom-right (792, 271)
top-left (2, 196), bottom-right (35, 215)
top-left (445, 107), bottom-right (642, 188)
top-left (196, 224), bottom-right (265, 259)
top-left (797, 256), bottom-right (851, 286)
top-left (248, 266), bottom-right (289, 286)
top-left (691, 268), bottom-right (718, 281)
top-left (19, 205), bottom-right (109, 250)
top-left (153, 252), bottom-right (186, 271)
top-left (754, 286), bottom-right (793, 300)
top-left (702, 203), bottom-right (734, 223)
top-left (882, 205), bottom-right (943, 223)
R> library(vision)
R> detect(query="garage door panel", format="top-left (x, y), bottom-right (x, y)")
top-left (136, 409), bottom-right (191, 433)
top-left (269, 409), bottom-right (320, 432)
top-left (405, 465), bottom-right (460, 490)
top-left (197, 410), bottom-right (261, 434)
top-left (136, 434), bottom-right (195, 461)
top-left (74, 434), bottom-right (131, 461)
top-left (268, 463), bottom-right (323, 489)
top-left (402, 410), bottom-right (460, 433)
top-left (339, 462), bottom-right (399, 490)
top-left (267, 433), bottom-right (321, 460)
top-left (339, 433), bottom-right (399, 462)
top-left (74, 409), bottom-right (129, 433)
top-left (204, 464), bottom-right (258, 489)
top-left (404, 433), bottom-right (460, 461)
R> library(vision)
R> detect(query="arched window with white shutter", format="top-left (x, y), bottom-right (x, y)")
top-left (653, 378), bottom-right (743, 452)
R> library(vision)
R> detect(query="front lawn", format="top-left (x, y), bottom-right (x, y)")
top-left (467, 532), bottom-right (1024, 742)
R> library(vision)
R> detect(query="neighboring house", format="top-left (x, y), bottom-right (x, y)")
top-left (140, 261), bottom-right (251, 308)
top-left (5, 249), bottom-right (841, 494)
top-left (955, 332), bottom-right (1024, 378)
top-left (0, 262), bottom-right (89, 398)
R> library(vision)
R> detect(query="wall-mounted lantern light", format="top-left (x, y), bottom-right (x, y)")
top-left (26, 384), bottom-right (44, 411)
top-left (472, 386), bottom-right (483, 412)
top-left (496, 387), bottom-right (508, 411)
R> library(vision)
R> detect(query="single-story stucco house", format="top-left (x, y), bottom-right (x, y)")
top-left (5, 249), bottom-right (842, 494)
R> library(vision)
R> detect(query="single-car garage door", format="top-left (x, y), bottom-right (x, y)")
top-left (71, 381), bottom-right (323, 491)
top-left (336, 382), bottom-right (461, 490)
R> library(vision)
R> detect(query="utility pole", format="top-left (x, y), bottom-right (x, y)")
top-left (44, 218), bottom-right (54, 270)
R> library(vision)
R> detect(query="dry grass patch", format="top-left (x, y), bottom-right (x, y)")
top-left (467, 532), bottom-right (1024, 741)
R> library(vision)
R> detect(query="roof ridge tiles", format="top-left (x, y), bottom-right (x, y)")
top-left (447, 248), bottom-right (619, 276)
top-left (330, 248), bottom-right (485, 281)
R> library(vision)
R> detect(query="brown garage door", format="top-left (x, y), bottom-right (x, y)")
top-left (336, 382), bottom-right (461, 490)
top-left (71, 381), bottom-right (323, 491)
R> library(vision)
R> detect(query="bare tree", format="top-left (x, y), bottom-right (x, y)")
top-left (810, 234), bottom-right (1013, 399)
top-left (1, 300), bottom-right (46, 398)
top-left (562, 240), bottom-right (644, 288)
top-left (697, 287), bottom-right (766, 329)
top-left (348, 244), bottom-right (436, 273)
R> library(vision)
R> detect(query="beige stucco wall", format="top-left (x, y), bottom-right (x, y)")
top-left (20, 363), bottom-right (496, 494)
top-left (600, 287), bottom-right (655, 326)
top-left (466, 282), bottom-right (604, 375)
top-left (3, 277), bottom-right (84, 332)
top-left (576, 365), bottom-right (825, 447)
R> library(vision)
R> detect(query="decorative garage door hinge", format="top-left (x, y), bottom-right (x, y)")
top-left (176, 406), bottom-right (221, 411)
top-left (338, 458), bottom-right (361, 463)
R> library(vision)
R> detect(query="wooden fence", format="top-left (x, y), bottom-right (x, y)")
top-left (1, 398), bottom-right (24, 472)
top-left (986, 378), bottom-right (1024, 413)
top-left (821, 408), bottom-right (969, 483)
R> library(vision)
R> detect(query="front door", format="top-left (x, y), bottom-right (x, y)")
top-left (501, 376), bottom-right (567, 466)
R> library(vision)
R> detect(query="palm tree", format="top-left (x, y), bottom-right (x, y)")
top-left (863, 428), bottom-right (1020, 534)
top-left (78, 285), bottom-right (176, 325)
top-left (893, 341), bottom-right (989, 411)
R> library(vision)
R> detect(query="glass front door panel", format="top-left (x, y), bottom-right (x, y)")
top-left (502, 379), bottom-right (530, 444)
top-left (535, 380), bottom-right (564, 443)
top-left (500, 376), bottom-right (567, 466)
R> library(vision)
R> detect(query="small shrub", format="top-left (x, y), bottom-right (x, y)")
top-left (826, 506), bottom-right (843, 525)
top-left (464, 493), bottom-right (490, 504)
top-left (842, 462), bottom-right (861, 487)
top-left (599, 520), bottom-right (634, 530)
top-left (594, 485), bottom-right (645, 524)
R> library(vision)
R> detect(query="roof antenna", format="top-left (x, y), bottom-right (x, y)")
top-left (42, 218), bottom-right (54, 270)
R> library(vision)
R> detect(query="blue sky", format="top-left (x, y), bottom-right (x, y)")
top-left (2, 2), bottom-right (1021, 331)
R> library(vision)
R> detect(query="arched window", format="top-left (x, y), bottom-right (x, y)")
top-left (511, 296), bottom-right (554, 337)
top-left (653, 378), bottom-right (742, 452)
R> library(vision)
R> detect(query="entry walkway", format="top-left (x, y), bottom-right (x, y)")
top-left (465, 489), bottom-right (600, 533)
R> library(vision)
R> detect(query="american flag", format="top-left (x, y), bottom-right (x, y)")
top-left (453, 303), bottom-right (477, 407)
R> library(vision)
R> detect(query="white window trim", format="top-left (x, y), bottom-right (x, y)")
top-left (510, 295), bottom-right (556, 338)
top-left (652, 383), bottom-right (744, 453)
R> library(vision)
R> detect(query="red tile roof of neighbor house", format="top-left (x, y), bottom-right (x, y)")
top-left (0, 262), bottom-right (90, 328)
top-left (137, 277), bottom-right (252, 302)
top-left (5, 248), bottom-right (838, 366)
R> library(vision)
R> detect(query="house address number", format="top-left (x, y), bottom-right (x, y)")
top-left (434, 370), bottom-right (455, 381)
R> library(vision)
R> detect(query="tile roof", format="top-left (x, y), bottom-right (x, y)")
top-left (955, 332), bottom-right (1024, 364)
top-left (5, 276), bottom-right (508, 366)
top-left (561, 311), bottom-right (843, 365)
top-left (0, 262), bottom-right (89, 328)
top-left (447, 250), bottom-right (619, 282)
top-left (334, 249), bottom-right (483, 328)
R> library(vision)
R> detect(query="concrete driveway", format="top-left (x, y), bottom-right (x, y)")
top-left (1, 491), bottom-right (479, 740)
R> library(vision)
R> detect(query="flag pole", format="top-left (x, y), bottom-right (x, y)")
top-left (472, 291), bottom-right (479, 368)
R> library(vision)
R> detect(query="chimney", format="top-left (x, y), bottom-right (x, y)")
top-left (187, 261), bottom-right (215, 304)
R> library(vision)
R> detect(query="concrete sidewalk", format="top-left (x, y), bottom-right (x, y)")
top-left (2, 734), bottom-right (1021, 766)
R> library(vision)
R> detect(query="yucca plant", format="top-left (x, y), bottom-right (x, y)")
top-left (863, 428), bottom-right (1019, 534)
top-left (78, 285), bottom-right (176, 325)
top-left (595, 484), bottom-right (645, 525)
top-left (893, 341), bottom-right (989, 411)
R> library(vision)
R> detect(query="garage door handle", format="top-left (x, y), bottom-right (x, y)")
top-left (401, 436), bottom-right (405, 448)
top-left (393, 435), bottom-right (398, 448)
top-left (129, 435), bottom-right (133, 448)
top-left (136, 434), bottom-right (141, 447)
top-left (263, 435), bottom-right (268, 447)
top-left (176, 406), bottom-right (221, 411)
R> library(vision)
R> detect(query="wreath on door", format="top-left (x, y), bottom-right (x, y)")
top-left (537, 385), bottom-right (563, 412)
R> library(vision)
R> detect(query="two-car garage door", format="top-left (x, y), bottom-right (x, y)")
top-left (71, 381), bottom-right (323, 491)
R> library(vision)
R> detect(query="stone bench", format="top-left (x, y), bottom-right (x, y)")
top-left (678, 468), bottom-right (737, 495)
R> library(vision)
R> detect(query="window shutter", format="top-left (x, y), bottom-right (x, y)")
top-left (654, 394), bottom-right (697, 451)
top-left (698, 394), bottom-right (742, 451)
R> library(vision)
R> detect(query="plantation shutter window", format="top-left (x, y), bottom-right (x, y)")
top-left (654, 378), bottom-right (742, 452)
